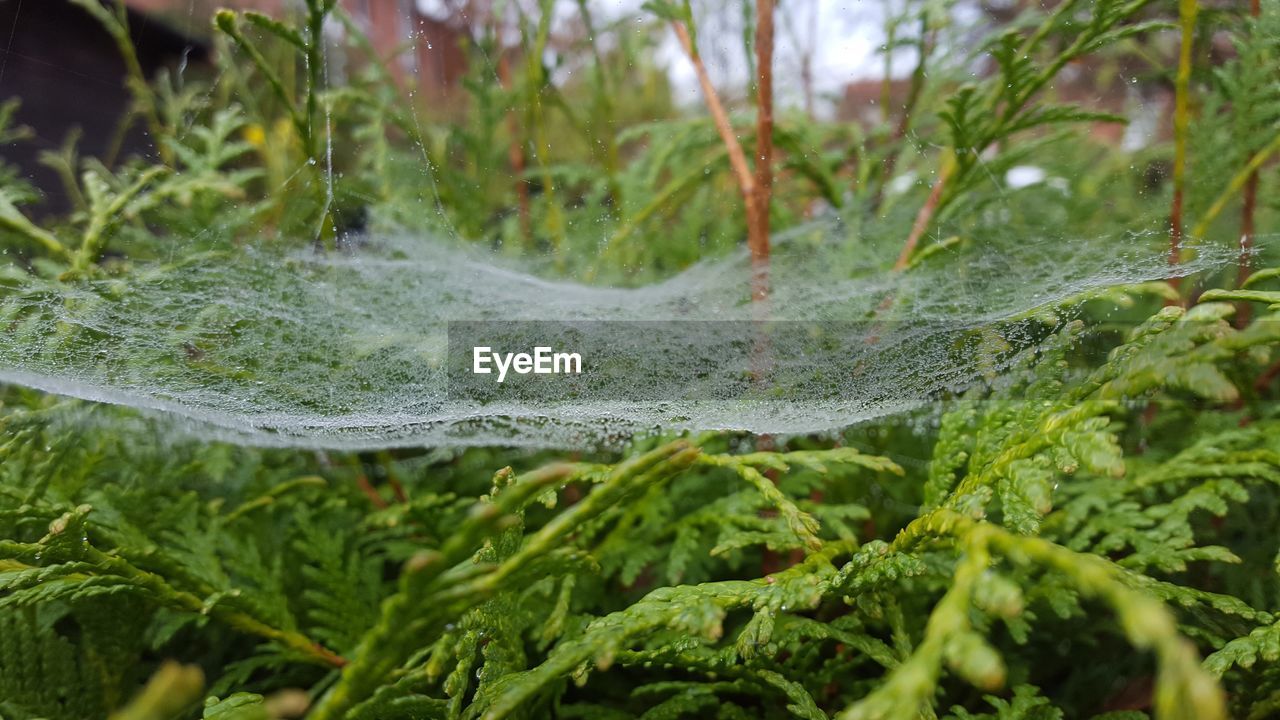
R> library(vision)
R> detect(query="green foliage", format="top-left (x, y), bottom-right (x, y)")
top-left (4, 292), bottom-right (1280, 717)
top-left (929, 0), bottom-right (1167, 227)
top-left (2, 0), bottom-right (1280, 718)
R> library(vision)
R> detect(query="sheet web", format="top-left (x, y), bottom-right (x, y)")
top-left (0, 222), bottom-right (1240, 449)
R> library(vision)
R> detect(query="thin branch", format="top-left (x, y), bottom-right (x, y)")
top-left (215, 11), bottom-right (307, 155)
top-left (751, 0), bottom-right (776, 302)
top-left (1168, 0), bottom-right (1198, 296)
top-left (890, 0), bottom-right (1143, 271)
top-left (1190, 130), bottom-right (1280, 240)
top-left (0, 197), bottom-right (73, 261)
top-left (670, 23), bottom-right (757, 206)
top-left (1238, 0), bottom-right (1263, 326)
top-left (893, 156), bottom-right (952, 271)
top-left (670, 18), bottom-right (772, 302)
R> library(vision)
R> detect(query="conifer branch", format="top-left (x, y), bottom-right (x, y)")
top-left (0, 508), bottom-right (348, 669)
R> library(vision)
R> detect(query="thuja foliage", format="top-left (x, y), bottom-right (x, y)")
top-left (1, 0), bottom-right (1280, 719)
top-left (5, 291), bottom-right (1280, 718)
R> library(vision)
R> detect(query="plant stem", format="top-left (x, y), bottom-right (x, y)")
top-left (72, 166), bottom-right (169, 273)
top-left (302, 0), bottom-right (332, 162)
top-left (670, 2), bottom-right (774, 303)
top-left (1190, 130), bottom-right (1280, 240)
top-left (670, 22), bottom-right (755, 208)
top-left (1169, 0), bottom-right (1198, 294)
top-left (0, 202), bottom-right (72, 262)
top-left (751, 0), bottom-right (776, 303)
top-left (1, 532), bottom-right (346, 669)
top-left (1239, 0), bottom-right (1263, 326)
top-left (304, 1), bottom-right (335, 242)
top-left (746, 0), bottom-right (782, 555)
top-left (215, 12), bottom-right (306, 143)
top-left (890, 0), bottom-right (1147, 269)
top-left (893, 154), bottom-right (953, 271)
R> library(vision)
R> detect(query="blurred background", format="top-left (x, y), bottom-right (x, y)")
top-left (0, 0), bottom-right (1253, 290)
top-left (0, 0), bottom-right (1181, 211)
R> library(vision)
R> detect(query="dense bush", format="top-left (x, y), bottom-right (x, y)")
top-left (1, 0), bottom-right (1280, 718)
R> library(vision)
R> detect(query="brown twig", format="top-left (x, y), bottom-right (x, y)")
top-left (1168, 0), bottom-right (1198, 299)
top-left (670, 22), bottom-right (754, 205)
top-left (671, 8), bottom-right (773, 303)
top-left (355, 475), bottom-right (388, 509)
top-left (1238, 0), bottom-right (1262, 327)
top-left (893, 160), bottom-right (951, 271)
top-left (672, 4), bottom-right (780, 578)
top-left (377, 450), bottom-right (409, 503)
top-left (751, 0), bottom-right (776, 303)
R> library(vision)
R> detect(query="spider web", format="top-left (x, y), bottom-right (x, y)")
top-left (0, 217), bottom-right (1243, 449)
